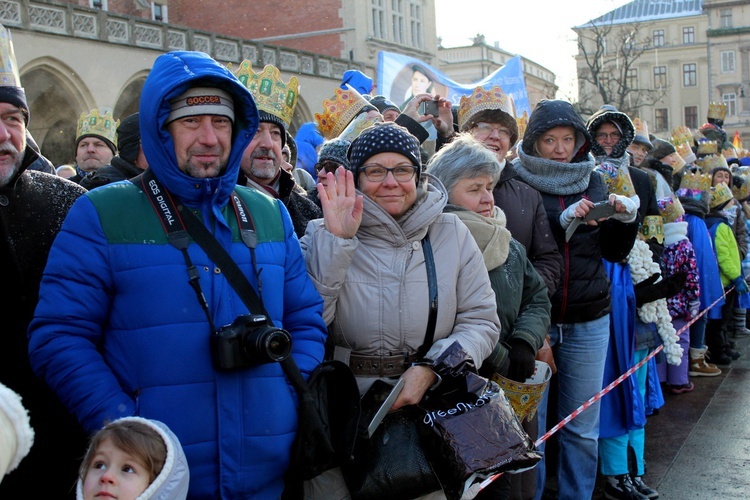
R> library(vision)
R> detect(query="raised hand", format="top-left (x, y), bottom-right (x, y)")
top-left (316, 166), bottom-right (363, 239)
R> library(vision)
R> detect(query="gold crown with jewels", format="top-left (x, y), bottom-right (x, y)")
top-left (708, 102), bottom-right (727, 121)
top-left (234, 61), bottom-right (299, 127)
top-left (76, 109), bottom-right (119, 147)
top-left (0, 24), bottom-right (20, 88)
top-left (696, 140), bottom-right (719, 156)
top-left (640, 215), bottom-right (664, 244)
top-left (696, 154), bottom-right (728, 173)
top-left (458, 85), bottom-right (516, 132)
top-left (710, 182), bottom-right (734, 209)
top-left (657, 196), bottom-right (685, 223)
top-left (671, 125), bottom-right (694, 147)
top-left (679, 170), bottom-right (712, 192)
top-left (315, 85), bottom-right (372, 140)
top-left (732, 176), bottom-right (750, 201)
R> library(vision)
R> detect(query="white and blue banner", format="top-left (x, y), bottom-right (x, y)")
top-left (377, 50), bottom-right (531, 117)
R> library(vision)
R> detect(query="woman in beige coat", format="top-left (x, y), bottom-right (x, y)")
top-left (300, 122), bottom-right (500, 499)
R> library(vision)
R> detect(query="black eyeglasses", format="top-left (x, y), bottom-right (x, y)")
top-left (316, 160), bottom-right (341, 174)
top-left (595, 132), bottom-right (622, 141)
top-left (360, 165), bottom-right (418, 183)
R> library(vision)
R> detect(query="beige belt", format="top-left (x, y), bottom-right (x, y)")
top-left (348, 352), bottom-right (419, 377)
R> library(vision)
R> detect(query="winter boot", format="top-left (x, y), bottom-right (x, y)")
top-left (604, 474), bottom-right (649, 500)
top-left (732, 308), bottom-right (750, 337)
top-left (689, 347), bottom-right (722, 377)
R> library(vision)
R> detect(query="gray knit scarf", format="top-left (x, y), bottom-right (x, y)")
top-left (513, 141), bottom-right (595, 195)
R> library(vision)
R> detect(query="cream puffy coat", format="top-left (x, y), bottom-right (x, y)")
top-left (301, 175), bottom-right (500, 382)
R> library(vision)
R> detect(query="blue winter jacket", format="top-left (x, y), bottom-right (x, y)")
top-left (28, 51), bottom-right (327, 499)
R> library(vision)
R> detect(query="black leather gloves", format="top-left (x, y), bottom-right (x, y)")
top-left (506, 338), bottom-right (536, 382)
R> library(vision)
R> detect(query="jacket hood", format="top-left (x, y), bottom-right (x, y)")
top-left (586, 105), bottom-right (635, 159)
top-left (521, 99), bottom-right (592, 164)
top-left (139, 51), bottom-right (258, 210)
top-left (76, 417), bottom-right (190, 500)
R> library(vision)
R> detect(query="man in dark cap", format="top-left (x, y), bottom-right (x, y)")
top-left (235, 62), bottom-right (322, 238)
top-left (80, 112), bottom-right (147, 189)
top-left (0, 23), bottom-right (89, 497)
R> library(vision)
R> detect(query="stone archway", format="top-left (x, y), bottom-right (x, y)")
top-left (113, 72), bottom-right (149, 122)
top-left (21, 58), bottom-right (95, 168)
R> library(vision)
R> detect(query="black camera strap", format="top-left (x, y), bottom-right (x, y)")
top-left (418, 235), bottom-right (438, 359)
top-left (132, 169), bottom-right (309, 391)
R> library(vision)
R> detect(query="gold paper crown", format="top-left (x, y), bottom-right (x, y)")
top-left (696, 140), bottom-right (718, 156)
top-left (598, 162), bottom-right (635, 197)
top-left (315, 86), bottom-right (371, 140)
top-left (671, 125), bottom-right (694, 147)
top-left (708, 102), bottom-right (728, 121)
top-left (722, 147), bottom-right (737, 160)
top-left (679, 170), bottom-right (712, 192)
top-left (696, 154), bottom-right (728, 173)
top-left (0, 24), bottom-right (20, 88)
top-left (457, 85), bottom-right (516, 132)
top-left (516, 110), bottom-right (529, 140)
top-left (633, 117), bottom-right (649, 140)
top-left (640, 215), bottom-right (664, 244)
top-left (338, 112), bottom-right (382, 143)
top-left (234, 61), bottom-right (299, 127)
top-left (657, 196), bottom-right (685, 223)
top-left (491, 360), bottom-right (551, 423)
top-left (732, 176), bottom-right (750, 201)
top-left (675, 142), bottom-right (694, 161)
top-left (76, 109), bottom-right (119, 148)
top-left (709, 182), bottom-right (734, 209)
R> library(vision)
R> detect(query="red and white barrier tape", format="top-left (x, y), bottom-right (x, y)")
top-left (478, 289), bottom-right (729, 493)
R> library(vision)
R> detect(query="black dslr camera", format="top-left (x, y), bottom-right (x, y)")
top-left (212, 314), bottom-right (292, 370)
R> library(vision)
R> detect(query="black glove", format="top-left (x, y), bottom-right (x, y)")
top-left (634, 271), bottom-right (687, 307)
top-left (506, 339), bottom-right (536, 382)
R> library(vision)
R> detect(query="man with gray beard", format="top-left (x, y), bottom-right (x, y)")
top-left (237, 62), bottom-right (321, 238)
top-left (0, 23), bottom-right (88, 497)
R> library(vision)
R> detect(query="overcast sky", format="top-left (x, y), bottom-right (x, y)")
top-left (434, 0), bottom-right (633, 101)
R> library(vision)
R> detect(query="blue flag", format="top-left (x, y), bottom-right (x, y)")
top-left (377, 51), bottom-right (531, 118)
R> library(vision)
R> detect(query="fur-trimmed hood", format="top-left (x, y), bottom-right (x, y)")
top-left (586, 104), bottom-right (636, 160)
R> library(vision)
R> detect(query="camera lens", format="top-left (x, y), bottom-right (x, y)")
top-left (242, 326), bottom-right (292, 364)
top-left (265, 330), bottom-right (292, 361)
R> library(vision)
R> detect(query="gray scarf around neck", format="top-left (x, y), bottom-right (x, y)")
top-left (513, 143), bottom-right (595, 195)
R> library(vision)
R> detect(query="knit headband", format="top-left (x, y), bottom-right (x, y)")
top-left (168, 87), bottom-right (234, 123)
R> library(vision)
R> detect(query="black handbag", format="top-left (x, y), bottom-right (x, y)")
top-left (345, 407), bottom-right (441, 500)
top-left (342, 236), bottom-right (442, 500)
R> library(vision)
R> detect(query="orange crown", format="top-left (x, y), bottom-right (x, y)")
top-left (457, 85), bottom-right (516, 132)
top-left (315, 86), bottom-right (372, 140)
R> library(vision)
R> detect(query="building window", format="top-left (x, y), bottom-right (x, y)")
top-left (626, 68), bottom-right (638, 90)
top-left (152, 2), bottom-right (167, 22)
top-left (90, 0), bottom-right (107, 9)
top-left (684, 106), bottom-right (698, 129)
top-left (720, 8), bottom-right (733, 29)
top-left (683, 26), bottom-right (695, 44)
top-left (683, 63), bottom-right (697, 87)
top-left (655, 108), bottom-right (669, 132)
top-left (372, 0), bottom-right (386, 39)
top-left (721, 51), bottom-right (735, 73)
top-left (723, 93), bottom-right (737, 116)
top-left (409, 1), bottom-right (423, 49)
top-left (653, 65), bottom-right (667, 89)
top-left (653, 29), bottom-right (665, 47)
top-left (391, 0), bottom-right (405, 44)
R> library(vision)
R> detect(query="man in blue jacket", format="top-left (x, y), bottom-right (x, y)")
top-left (28, 51), bottom-right (327, 499)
